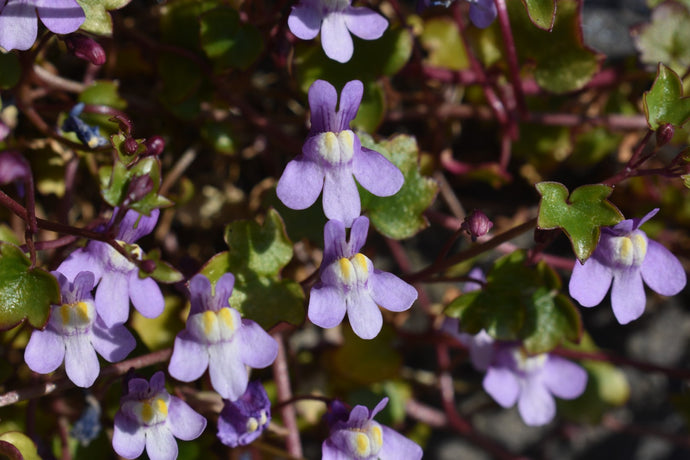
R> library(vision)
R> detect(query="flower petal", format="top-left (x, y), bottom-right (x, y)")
top-left (0, 0), bottom-right (37, 51)
top-left (483, 366), bottom-right (519, 408)
top-left (116, 208), bottom-right (159, 242)
top-left (641, 240), bottom-right (686, 296)
top-left (335, 80), bottom-right (363, 131)
top-left (64, 333), bottom-right (100, 387)
top-left (36, 0), bottom-right (84, 34)
top-left (347, 215), bottom-right (369, 255)
top-left (25, 329), bottom-right (65, 374)
top-left (369, 270), bottom-right (417, 312)
top-left (469, 0), bottom-right (498, 29)
top-left (347, 291), bottom-right (382, 340)
top-left (323, 168), bottom-right (360, 227)
top-left (56, 248), bottom-right (103, 283)
top-left (168, 331), bottom-right (209, 382)
top-left (112, 412), bottom-right (146, 459)
top-left (129, 274), bottom-right (164, 319)
top-left (91, 318), bottom-right (136, 362)
top-left (288, 4), bottom-right (322, 40)
top-left (308, 283), bottom-right (347, 329)
top-left (542, 356), bottom-right (587, 399)
top-left (321, 12), bottom-right (353, 63)
top-left (167, 397), bottom-right (207, 441)
top-left (208, 342), bottom-right (248, 400)
top-left (145, 424), bottom-right (177, 460)
top-left (611, 268), bottom-right (646, 324)
top-left (517, 380), bottom-right (556, 426)
top-left (238, 320), bottom-right (278, 368)
top-left (95, 272), bottom-right (130, 326)
top-left (353, 146), bottom-right (403, 197)
top-left (323, 218), bottom-right (348, 265)
top-left (380, 426), bottom-right (423, 460)
top-left (276, 156), bottom-right (325, 210)
top-left (308, 80), bottom-right (338, 133)
top-left (344, 7), bottom-right (387, 40)
top-left (568, 255), bottom-right (612, 307)
top-left (322, 439), bottom-right (352, 460)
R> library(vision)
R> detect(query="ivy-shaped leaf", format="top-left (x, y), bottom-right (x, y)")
top-left (633, 2), bottom-right (690, 75)
top-left (643, 63), bottom-right (690, 130)
top-left (201, 209), bottom-right (305, 329)
top-left (0, 243), bottom-right (60, 330)
top-left (445, 250), bottom-right (582, 354)
top-left (521, 0), bottom-right (557, 30)
top-left (359, 134), bottom-right (438, 240)
top-left (76, 0), bottom-right (132, 36)
top-left (99, 156), bottom-right (172, 215)
top-left (536, 182), bottom-right (623, 263)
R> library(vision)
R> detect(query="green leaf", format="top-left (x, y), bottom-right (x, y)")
top-left (633, 2), bottom-right (690, 75)
top-left (0, 431), bottom-right (40, 460)
top-left (445, 250), bottom-right (581, 354)
top-left (99, 156), bottom-right (172, 215)
top-left (131, 296), bottom-right (185, 351)
top-left (200, 209), bottom-right (305, 329)
top-left (159, 0), bottom-right (218, 49)
top-left (78, 81), bottom-right (127, 110)
top-left (76, 0), bottom-right (132, 35)
top-left (0, 52), bottom-right (21, 90)
top-left (521, 0), bottom-right (557, 30)
top-left (200, 6), bottom-right (264, 71)
top-left (643, 63), bottom-right (690, 130)
top-left (509, 0), bottom-right (599, 93)
top-left (0, 243), bottom-right (60, 330)
top-left (536, 182), bottom-right (623, 263)
top-left (419, 18), bottom-right (470, 70)
top-left (359, 134), bottom-right (438, 239)
top-left (141, 249), bottom-right (184, 284)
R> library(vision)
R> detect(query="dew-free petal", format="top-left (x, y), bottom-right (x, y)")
top-left (145, 424), bottom-right (178, 460)
top-left (25, 329), bottom-right (65, 373)
top-left (129, 274), bottom-right (165, 318)
top-left (321, 12), bottom-right (353, 63)
top-left (370, 270), bottom-right (417, 312)
top-left (517, 380), bottom-right (556, 426)
top-left (288, 4), bottom-right (323, 40)
top-left (238, 320), bottom-right (278, 368)
top-left (308, 284), bottom-right (347, 329)
top-left (542, 356), bottom-right (588, 399)
top-left (64, 333), bottom-right (100, 387)
top-left (167, 398), bottom-right (207, 441)
top-left (353, 147), bottom-right (404, 197)
top-left (208, 342), bottom-right (248, 401)
top-left (483, 365), bottom-right (520, 408)
top-left (96, 272), bottom-right (130, 326)
top-left (112, 412), bottom-right (146, 459)
top-left (168, 331), bottom-right (210, 382)
top-left (323, 168), bottom-right (360, 225)
top-left (569, 255), bottom-right (613, 307)
top-left (641, 240), bottom-right (687, 296)
top-left (611, 268), bottom-right (645, 325)
top-left (0, 0), bottom-right (38, 51)
top-left (347, 292), bottom-right (382, 340)
top-left (344, 7), bottom-right (387, 40)
top-left (276, 157), bottom-right (325, 210)
top-left (36, 0), bottom-right (84, 34)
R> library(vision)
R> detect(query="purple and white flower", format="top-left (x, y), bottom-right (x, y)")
top-left (309, 216), bottom-right (417, 340)
top-left (277, 79), bottom-right (403, 227)
top-left (288, 0), bottom-right (388, 63)
top-left (24, 271), bottom-right (136, 388)
top-left (57, 208), bottom-right (164, 327)
top-left (323, 398), bottom-right (423, 459)
top-left (112, 371), bottom-right (206, 460)
top-left (168, 273), bottom-right (278, 401)
top-left (569, 208), bottom-right (686, 324)
top-left (0, 0), bottom-right (85, 51)
top-left (217, 380), bottom-right (271, 447)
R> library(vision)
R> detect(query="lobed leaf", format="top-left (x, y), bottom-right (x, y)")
top-left (643, 63), bottom-right (690, 130)
top-left (76, 0), bottom-right (132, 36)
top-left (520, 0), bottom-right (557, 30)
top-left (633, 2), bottom-right (690, 75)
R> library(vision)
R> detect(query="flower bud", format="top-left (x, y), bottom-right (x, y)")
top-left (64, 34), bottom-right (106, 66)
top-left (126, 174), bottom-right (154, 204)
top-left (124, 137), bottom-right (140, 155)
top-left (140, 259), bottom-right (157, 274)
top-left (461, 210), bottom-right (493, 242)
top-left (144, 136), bottom-right (165, 157)
top-left (656, 123), bottom-right (674, 147)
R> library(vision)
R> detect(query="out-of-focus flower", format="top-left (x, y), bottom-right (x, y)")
top-left (64, 34), bottom-right (106, 65)
top-left (277, 79), bottom-right (403, 227)
top-left (57, 208), bottom-right (164, 327)
top-left (309, 216), bottom-right (417, 339)
top-left (217, 381), bottom-right (271, 447)
top-left (168, 273), bottom-right (278, 401)
top-left (418, 0), bottom-right (496, 28)
top-left (61, 103), bottom-right (109, 148)
top-left (569, 208), bottom-right (686, 324)
top-left (323, 398), bottom-right (423, 459)
top-left (112, 371), bottom-right (206, 460)
top-left (0, 150), bottom-right (30, 184)
top-left (0, 0), bottom-right (85, 51)
top-left (24, 271), bottom-right (136, 388)
top-left (288, 0), bottom-right (388, 63)
top-left (71, 393), bottom-right (102, 446)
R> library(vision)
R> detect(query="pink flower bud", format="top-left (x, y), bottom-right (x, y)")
top-left (656, 123), bottom-right (674, 147)
top-left (144, 136), bottom-right (165, 156)
top-left (461, 210), bottom-right (493, 241)
top-left (64, 34), bottom-right (106, 66)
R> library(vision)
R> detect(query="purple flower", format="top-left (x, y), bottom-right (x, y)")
top-left (418, 0), bottom-right (496, 28)
top-left (112, 371), bottom-right (206, 460)
top-left (309, 216), bottom-right (417, 339)
top-left (569, 209), bottom-right (686, 325)
top-left (483, 344), bottom-right (587, 426)
top-left (277, 79), bottom-right (403, 227)
top-left (57, 208), bottom-right (164, 327)
top-left (168, 273), bottom-right (279, 401)
top-left (288, 0), bottom-right (388, 63)
top-left (0, 0), bottom-right (85, 51)
top-left (323, 398), bottom-right (423, 459)
top-left (61, 103), bottom-right (109, 148)
top-left (24, 271), bottom-right (136, 388)
top-left (217, 381), bottom-right (271, 447)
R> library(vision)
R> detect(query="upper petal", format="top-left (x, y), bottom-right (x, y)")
top-left (469, 0), bottom-right (498, 29)
top-left (189, 274), bottom-right (213, 315)
top-left (353, 146), bottom-right (404, 197)
top-left (276, 156), bottom-right (325, 210)
top-left (343, 7), bottom-right (388, 40)
top-left (641, 240), bottom-right (687, 296)
top-left (112, 412), bottom-right (146, 459)
top-left (308, 80), bottom-right (338, 133)
top-left (323, 168), bottom-right (360, 227)
top-left (288, 4), bottom-right (323, 40)
top-left (56, 247), bottom-right (104, 283)
top-left (335, 80), bottom-right (364, 131)
top-left (323, 218), bottom-right (348, 265)
top-left (568, 255), bottom-right (612, 307)
top-left (611, 268), bottom-right (646, 324)
top-left (238, 320), bottom-right (279, 368)
top-left (347, 215), bottom-right (369, 255)
top-left (369, 270), bottom-right (417, 312)
top-left (308, 283), bottom-right (347, 329)
top-left (116, 208), bottom-right (159, 243)
top-left (541, 355), bottom-right (587, 400)
top-left (167, 397), bottom-right (207, 441)
top-left (0, 0), bottom-right (38, 51)
top-left (321, 12), bottom-right (354, 63)
top-left (36, 0), bottom-right (85, 34)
